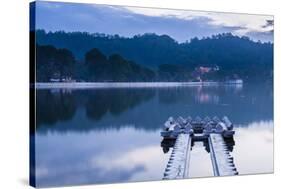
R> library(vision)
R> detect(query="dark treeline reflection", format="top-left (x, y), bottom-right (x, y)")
top-left (36, 84), bottom-right (273, 133)
top-left (36, 90), bottom-right (77, 126)
top-left (36, 88), bottom-right (156, 131)
top-left (85, 89), bottom-right (155, 120)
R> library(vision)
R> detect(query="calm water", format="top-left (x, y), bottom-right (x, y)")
top-left (34, 84), bottom-right (273, 187)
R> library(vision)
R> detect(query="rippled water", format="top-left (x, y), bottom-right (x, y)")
top-left (34, 84), bottom-right (273, 187)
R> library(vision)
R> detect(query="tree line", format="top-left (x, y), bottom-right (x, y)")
top-left (35, 30), bottom-right (273, 82)
top-left (36, 45), bottom-right (157, 82)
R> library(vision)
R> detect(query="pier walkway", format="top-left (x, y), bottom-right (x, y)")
top-left (161, 116), bottom-right (237, 179)
top-left (163, 134), bottom-right (191, 179)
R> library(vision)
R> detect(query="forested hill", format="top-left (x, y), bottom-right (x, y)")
top-left (36, 30), bottom-right (273, 66)
top-left (35, 30), bottom-right (273, 82)
top-left (36, 45), bottom-right (156, 82)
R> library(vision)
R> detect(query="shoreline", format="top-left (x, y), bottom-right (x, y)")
top-left (33, 81), bottom-right (243, 89)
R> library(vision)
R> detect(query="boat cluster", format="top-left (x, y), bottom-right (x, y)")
top-left (161, 116), bottom-right (235, 139)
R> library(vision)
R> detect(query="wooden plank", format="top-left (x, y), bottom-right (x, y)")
top-left (209, 134), bottom-right (238, 176)
top-left (163, 134), bottom-right (191, 179)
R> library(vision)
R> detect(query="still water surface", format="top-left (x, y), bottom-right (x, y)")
top-left (35, 84), bottom-right (273, 187)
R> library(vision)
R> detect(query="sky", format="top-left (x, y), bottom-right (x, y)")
top-left (34, 1), bottom-right (274, 43)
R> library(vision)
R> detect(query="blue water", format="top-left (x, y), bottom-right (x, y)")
top-left (34, 84), bottom-right (273, 187)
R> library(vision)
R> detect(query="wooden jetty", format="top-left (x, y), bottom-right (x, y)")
top-left (163, 134), bottom-right (191, 179)
top-left (161, 116), bottom-right (237, 179)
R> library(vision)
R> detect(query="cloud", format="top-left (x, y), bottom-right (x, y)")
top-left (35, 1), bottom-right (273, 42)
top-left (262, 20), bottom-right (274, 28)
top-left (122, 6), bottom-right (273, 37)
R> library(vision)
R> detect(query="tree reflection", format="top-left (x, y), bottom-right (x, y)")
top-left (36, 84), bottom-right (273, 133)
top-left (85, 89), bottom-right (156, 121)
top-left (36, 88), bottom-right (156, 128)
top-left (36, 90), bottom-right (77, 127)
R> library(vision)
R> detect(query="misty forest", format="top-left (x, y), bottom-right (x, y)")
top-left (34, 30), bottom-right (273, 83)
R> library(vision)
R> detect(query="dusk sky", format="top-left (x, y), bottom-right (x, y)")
top-left (35, 1), bottom-right (274, 42)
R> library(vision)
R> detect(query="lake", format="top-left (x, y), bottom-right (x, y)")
top-left (34, 83), bottom-right (273, 187)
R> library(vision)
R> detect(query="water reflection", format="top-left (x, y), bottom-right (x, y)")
top-left (35, 120), bottom-right (273, 187)
top-left (189, 142), bottom-right (213, 177)
top-left (34, 84), bottom-right (273, 187)
top-left (36, 88), bottom-right (155, 124)
top-left (232, 120), bottom-right (273, 174)
top-left (36, 84), bottom-right (273, 133)
top-left (35, 128), bottom-right (170, 187)
top-left (85, 89), bottom-right (155, 120)
top-left (36, 89), bottom-right (77, 126)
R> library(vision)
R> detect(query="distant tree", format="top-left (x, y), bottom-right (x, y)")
top-left (56, 48), bottom-right (75, 80)
top-left (84, 48), bottom-right (156, 82)
top-left (36, 44), bottom-right (75, 82)
top-left (85, 48), bottom-right (108, 81)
